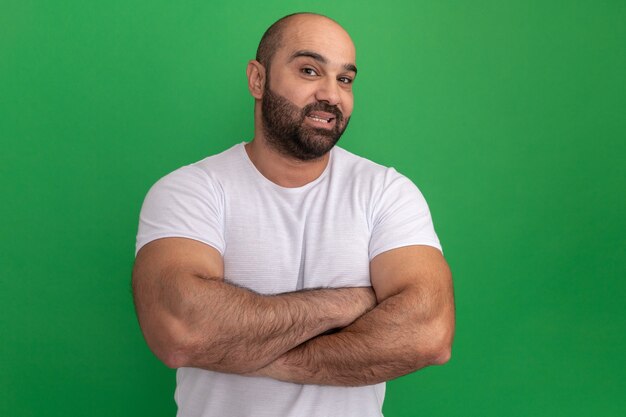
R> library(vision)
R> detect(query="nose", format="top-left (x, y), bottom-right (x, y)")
top-left (314, 78), bottom-right (341, 106)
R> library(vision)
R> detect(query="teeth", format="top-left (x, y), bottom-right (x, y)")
top-left (308, 115), bottom-right (330, 123)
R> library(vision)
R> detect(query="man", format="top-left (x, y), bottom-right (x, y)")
top-left (132, 12), bottom-right (454, 417)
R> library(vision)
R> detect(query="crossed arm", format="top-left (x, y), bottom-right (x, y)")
top-left (132, 237), bottom-right (454, 385)
top-left (250, 245), bottom-right (454, 386)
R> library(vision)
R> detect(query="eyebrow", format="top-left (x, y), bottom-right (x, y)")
top-left (288, 50), bottom-right (358, 74)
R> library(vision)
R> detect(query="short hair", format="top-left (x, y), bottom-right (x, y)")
top-left (255, 12), bottom-right (334, 70)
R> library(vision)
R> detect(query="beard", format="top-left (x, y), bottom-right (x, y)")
top-left (261, 83), bottom-right (350, 161)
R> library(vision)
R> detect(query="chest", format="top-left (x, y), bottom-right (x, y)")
top-left (221, 183), bottom-right (372, 294)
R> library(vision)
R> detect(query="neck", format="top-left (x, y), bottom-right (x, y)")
top-left (244, 136), bottom-right (331, 188)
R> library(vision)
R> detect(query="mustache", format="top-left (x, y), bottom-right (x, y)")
top-left (302, 102), bottom-right (343, 122)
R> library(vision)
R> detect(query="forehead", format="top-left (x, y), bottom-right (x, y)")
top-left (275, 16), bottom-right (356, 66)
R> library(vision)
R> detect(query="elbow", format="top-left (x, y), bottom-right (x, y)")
top-left (430, 345), bottom-right (452, 365)
top-left (161, 349), bottom-right (188, 369)
top-left (140, 316), bottom-right (196, 369)
top-left (419, 320), bottom-right (454, 367)
top-left (431, 311), bottom-right (455, 366)
top-left (417, 340), bottom-right (452, 367)
top-left (149, 338), bottom-right (191, 370)
top-left (148, 326), bottom-right (262, 374)
top-left (156, 323), bottom-right (194, 369)
top-left (138, 312), bottom-right (265, 374)
top-left (156, 326), bottom-right (211, 370)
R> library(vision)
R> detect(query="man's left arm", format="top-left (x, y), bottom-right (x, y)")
top-left (251, 244), bottom-right (455, 386)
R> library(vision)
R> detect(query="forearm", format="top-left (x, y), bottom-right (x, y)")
top-left (151, 274), bottom-right (376, 374)
top-left (253, 286), bottom-right (454, 386)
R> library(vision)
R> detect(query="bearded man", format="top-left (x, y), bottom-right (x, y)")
top-left (132, 12), bottom-right (455, 417)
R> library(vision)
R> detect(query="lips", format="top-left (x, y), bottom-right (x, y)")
top-left (306, 111), bottom-right (336, 124)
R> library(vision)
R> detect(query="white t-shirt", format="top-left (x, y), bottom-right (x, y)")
top-left (136, 142), bottom-right (442, 417)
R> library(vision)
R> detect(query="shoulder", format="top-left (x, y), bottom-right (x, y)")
top-left (190, 142), bottom-right (245, 178)
top-left (330, 146), bottom-right (392, 189)
top-left (148, 143), bottom-right (244, 194)
top-left (331, 146), bottom-right (388, 175)
top-left (331, 146), bottom-right (420, 194)
top-left (139, 144), bottom-right (248, 222)
top-left (136, 146), bottom-right (242, 256)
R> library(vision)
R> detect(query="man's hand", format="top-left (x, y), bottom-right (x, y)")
top-left (249, 245), bottom-right (455, 386)
top-left (132, 237), bottom-right (377, 374)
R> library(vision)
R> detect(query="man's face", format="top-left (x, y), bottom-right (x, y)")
top-left (261, 79), bottom-right (350, 161)
top-left (260, 16), bottom-right (357, 161)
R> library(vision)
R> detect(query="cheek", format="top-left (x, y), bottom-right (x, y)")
top-left (341, 95), bottom-right (354, 118)
top-left (297, 89), bottom-right (320, 107)
top-left (279, 82), bottom-right (317, 107)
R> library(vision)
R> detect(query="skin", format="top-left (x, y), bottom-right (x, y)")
top-left (132, 13), bottom-right (455, 387)
top-left (245, 14), bottom-right (356, 187)
top-left (132, 238), bottom-right (376, 373)
top-left (249, 245), bottom-right (454, 386)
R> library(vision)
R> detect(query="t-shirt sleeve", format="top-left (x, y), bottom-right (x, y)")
top-left (135, 165), bottom-right (225, 256)
top-left (369, 168), bottom-right (442, 260)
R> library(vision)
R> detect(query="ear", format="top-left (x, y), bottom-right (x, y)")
top-left (246, 60), bottom-right (266, 99)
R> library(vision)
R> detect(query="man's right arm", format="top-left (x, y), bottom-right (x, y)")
top-left (131, 237), bottom-right (376, 374)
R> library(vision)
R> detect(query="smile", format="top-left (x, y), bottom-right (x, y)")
top-left (306, 115), bottom-right (334, 123)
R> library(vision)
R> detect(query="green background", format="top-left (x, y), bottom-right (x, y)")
top-left (2, 0), bottom-right (625, 416)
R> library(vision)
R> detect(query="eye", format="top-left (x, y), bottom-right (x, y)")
top-left (338, 76), bottom-right (353, 85)
top-left (301, 67), bottom-right (319, 76)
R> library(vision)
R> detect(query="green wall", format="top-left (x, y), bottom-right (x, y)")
top-left (2, 1), bottom-right (624, 416)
